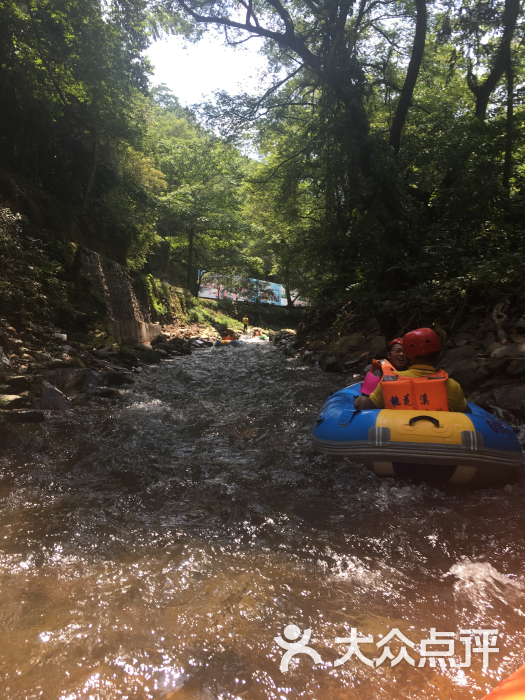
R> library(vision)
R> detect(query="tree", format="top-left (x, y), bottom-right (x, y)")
top-left (152, 123), bottom-right (250, 295)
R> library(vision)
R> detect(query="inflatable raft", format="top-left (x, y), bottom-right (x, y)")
top-left (483, 664), bottom-right (525, 699)
top-left (312, 383), bottom-right (523, 485)
top-left (214, 339), bottom-right (243, 347)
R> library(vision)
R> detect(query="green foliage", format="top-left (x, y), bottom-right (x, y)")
top-left (2, 0), bottom-right (525, 335)
top-left (147, 107), bottom-right (253, 294)
top-left (141, 273), bottom-right (169, 317)
top-left (157, 0), bottom-right (525, 331)
top-left (141, 273), bottom-right (191, 324)
top-left (0, 207), bottom-right (72, 319)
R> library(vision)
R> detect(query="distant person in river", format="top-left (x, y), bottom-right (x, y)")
top-left (222, 329), bottom-right (238, 341)
top-left (354, 328), bottom-right (470, 412)
top-left (242, 315), bottom-right (249, 332)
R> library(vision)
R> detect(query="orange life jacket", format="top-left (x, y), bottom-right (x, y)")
top-left (370, 358), bottom-right (396, 376)
top-left (380, 364), bottom-right (449, 411)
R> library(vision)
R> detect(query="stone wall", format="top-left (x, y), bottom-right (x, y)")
top-left (81, 249), bottom-right (161, 344)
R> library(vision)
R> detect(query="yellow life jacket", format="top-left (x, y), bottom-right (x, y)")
top-left (380, 364), bottom-right (449, 411)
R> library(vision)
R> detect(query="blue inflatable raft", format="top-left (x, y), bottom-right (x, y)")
top-left (312, 383), bottom-right (523, 485)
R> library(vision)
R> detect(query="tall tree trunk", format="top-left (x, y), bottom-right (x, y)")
top-left (466, 0), bottom-right (519, 121)
top-left (186, 226), bottom-right (194, 291)
top-left (284, 261), bottom-right (294, 306)
top-left (81, 137), bottom-right (99, 225)
top-left (72, 136), bottom-right (99, 281)
top-left (503, 62), bottom-right (514, 189)
top-left (186, 226), bottom-right (200, 296)
top-left (389, 0), bottom-right (427, 153)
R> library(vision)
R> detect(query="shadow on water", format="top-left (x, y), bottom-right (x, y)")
top-left (0, 342), bottom-right (524, 699)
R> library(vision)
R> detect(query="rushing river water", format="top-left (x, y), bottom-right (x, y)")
top-left (1, 341), bottom-right (525, 699)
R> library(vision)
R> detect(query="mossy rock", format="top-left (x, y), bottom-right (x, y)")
top-left (321, 333), bottom-right (370, 359)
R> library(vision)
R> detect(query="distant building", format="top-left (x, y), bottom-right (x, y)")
top-left (198, 274), bottom-right (308, 306)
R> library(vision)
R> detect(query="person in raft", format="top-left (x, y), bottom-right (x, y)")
top-left (354, 327), bottom-right (470, 413)
top-left (242, 315), bottom-right (249, 333)
top-left (360, 337), bottom-right (409, 396)
top-left (386, 338), bottom-right (409, 371)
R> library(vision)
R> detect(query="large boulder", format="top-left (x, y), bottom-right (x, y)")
top-left (0, 347), bottom-right (11, 368)
top-left (320, 333), bottom-right (369, 363)
top-left (445, 359), bottom-right (490, 392)
top-left (454, 332), bottom-right (475, 344)
top-left (82, 370), bottom-right (108, 394)
top-left (168, 338), bottom-right (192, 355)
top-left (5, 375), bottom-right (32, 393)
top-left (106, 370), bottom-right (134, 386)
top-left (0, 394), bottom-right (32, 409)
top-left (490, 341), bottom-right (525, 359)
top-left (41, 383), bottom-right (72, 411)
top-left (45, 368), bottom-right (87, 392)
top-left (440, 345), bottom-right (478, 367)
top-left (0, 409), bottom-right (45, 423)
top-left (446, 359), bottom-right (479, 376)
top-left (319, 333), bottom-right (371, 372)
top-left (507, 360), bottom-right (525, 378)
top-left (117, 349), bottom-right (139, 367)
top-left (151, 333), bottom-right (170, 346)
top-left (306, 340), bottom-right (325, 352)
top-left (320, 355), bottom-right (341, 372)
top-left (491, 385), bottom-right (525, 419)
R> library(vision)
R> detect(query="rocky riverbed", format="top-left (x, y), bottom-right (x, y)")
top-left (0, 317), bottom-right (218, 424)
top-left (0, 338), bottom-right (524, 699)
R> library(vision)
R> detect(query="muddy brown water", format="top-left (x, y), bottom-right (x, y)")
top-left (0, 341), bottom-right (525, 700)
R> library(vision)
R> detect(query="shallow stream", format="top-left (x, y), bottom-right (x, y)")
top-left (0, 341), bottom-right (524, 699)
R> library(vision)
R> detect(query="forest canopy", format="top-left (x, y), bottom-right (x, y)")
top-left (0, 0), bottom-right (524, 332)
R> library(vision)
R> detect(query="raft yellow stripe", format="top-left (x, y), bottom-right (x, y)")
top-left (375, 410), bottom-right (475, 445)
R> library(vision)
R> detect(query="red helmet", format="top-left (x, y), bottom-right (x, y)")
top-left (402, 328), bottom-right (441, 359)
top-left (388, 337), bottom-right (404, 349)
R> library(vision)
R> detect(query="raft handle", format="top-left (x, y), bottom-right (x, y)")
top-left (408, 415), bottom-right (440, 428)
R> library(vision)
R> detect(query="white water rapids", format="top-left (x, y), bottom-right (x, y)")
top-left (0, 341), bottom-right (524, 699)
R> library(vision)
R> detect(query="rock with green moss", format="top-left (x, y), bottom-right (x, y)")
top-left (319, 333), bottom-right (370, 371)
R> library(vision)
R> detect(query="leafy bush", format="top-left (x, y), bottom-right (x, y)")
top-left (0, 207), bottom-right (72, 320)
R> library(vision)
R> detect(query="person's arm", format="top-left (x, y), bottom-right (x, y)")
top-left (354, 396), bottom-right (375, 410)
